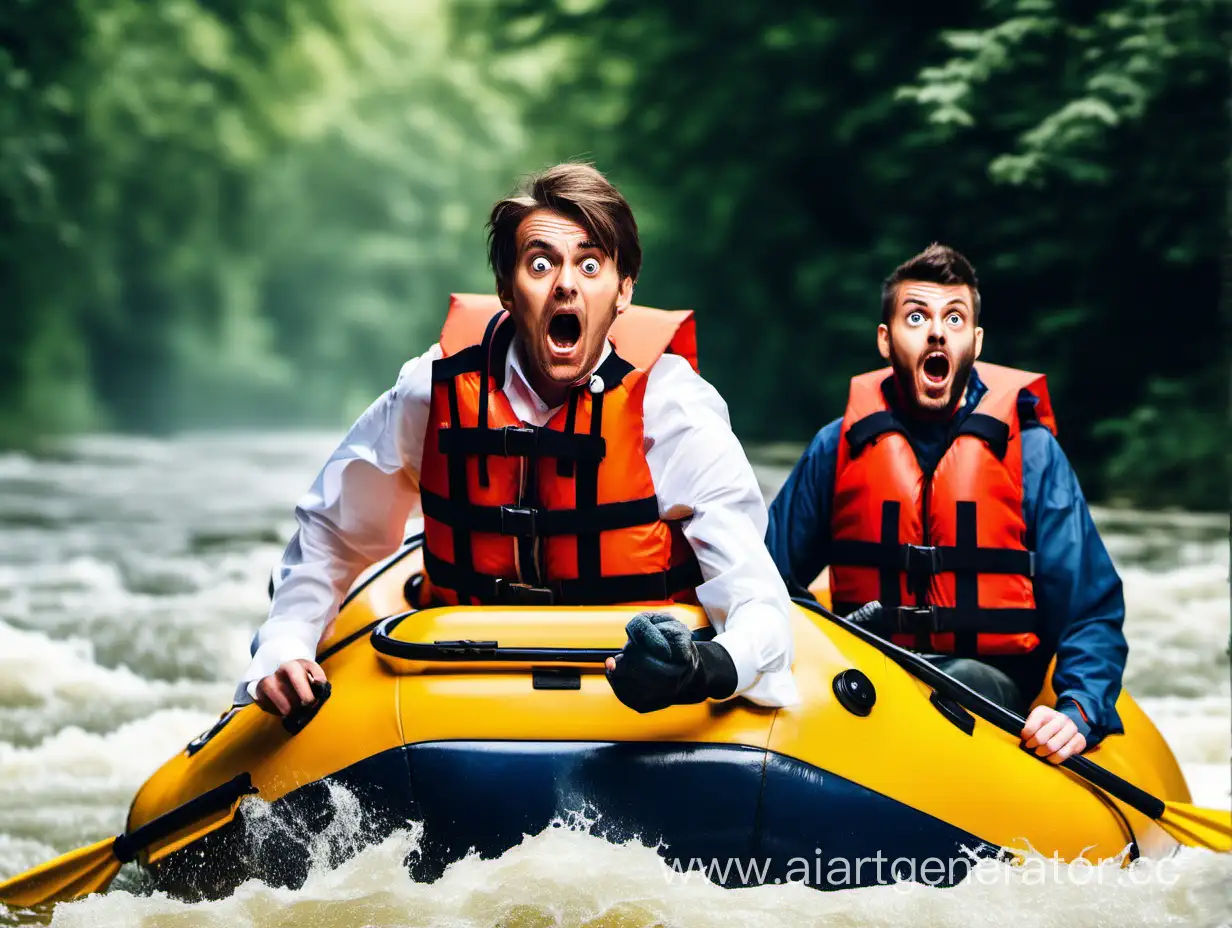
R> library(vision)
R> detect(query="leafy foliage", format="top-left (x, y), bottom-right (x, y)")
top-left (0, 0), bottom-right (1224, 508)
top-left (465, 0), bottom-right (1227, 507)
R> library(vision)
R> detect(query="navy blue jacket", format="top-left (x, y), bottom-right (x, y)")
top-left (765, 368), bottom-right (1127, 746)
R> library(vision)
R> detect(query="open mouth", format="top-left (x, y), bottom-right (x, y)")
top-left (547, 311), bottom-right (582, 352)
top-left (922, 351), bottom-right (950, 384)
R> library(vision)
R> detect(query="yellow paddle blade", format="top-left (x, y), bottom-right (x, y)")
top-left (0, 837), bottom-right (121, 908)
top-left (1157, 801), bottom-right (1232, 853)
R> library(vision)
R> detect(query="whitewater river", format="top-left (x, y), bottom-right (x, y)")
top-left (0, 434), bottom-right (1228, 927)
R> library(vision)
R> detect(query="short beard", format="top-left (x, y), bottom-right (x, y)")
top-left (889, 343), bottom-right (977, 421)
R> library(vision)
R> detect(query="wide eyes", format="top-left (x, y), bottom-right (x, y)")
top-left (905, 310), bottom-right (965, 326)
top-left (528, 255), bottom-right (602, 275)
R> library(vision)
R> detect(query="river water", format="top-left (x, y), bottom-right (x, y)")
top-left (0, 433), bottom-right (1228, 927)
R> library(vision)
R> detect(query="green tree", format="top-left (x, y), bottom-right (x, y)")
top-left (899, 0), bottom-right (1228, 506)
top-left (467, 0), bottom-right (1226, 508)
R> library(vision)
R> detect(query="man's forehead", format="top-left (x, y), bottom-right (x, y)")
top-left (516, 209), bottom-right (595, 250)
top-left (897, 280), bottom-right (971, 306)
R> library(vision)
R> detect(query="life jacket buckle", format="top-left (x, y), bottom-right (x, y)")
top-left (895, 605), bottom-right (939, 634)
top-left (502, 426), bottom-right (538, 456)
top-left (902, 544), bottom-right (941, 576)
top-left (499, 505), bottom-right (538, 537)
top-left (493, 578), bottom-right (555, 606)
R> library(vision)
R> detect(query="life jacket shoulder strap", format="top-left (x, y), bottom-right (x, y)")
top-left (971, 361), bottom-right (1057, 435)
top-left (845, 410), bottom-right (910, 457)
top-left (951, 413), bottom-right (1010, 459)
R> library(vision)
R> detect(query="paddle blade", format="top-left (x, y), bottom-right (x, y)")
top-left (0, 837), bottom-right (121, 908)
top-left (1158, 801), bottom-right (1232, 853)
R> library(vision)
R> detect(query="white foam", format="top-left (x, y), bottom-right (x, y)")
top-left (0, 439), bottom-right (1227, 927)
top-left (40, 822), bottom-right (1232, 928)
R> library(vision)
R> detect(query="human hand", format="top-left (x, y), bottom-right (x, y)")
top-left (1020, 705), bottom-right (1087, 764)
top-left (605, 612), bottom-right (699, 714)
top-left (254, 659), bottom-right (327, 717)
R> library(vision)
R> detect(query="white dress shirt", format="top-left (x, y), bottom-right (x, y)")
top-left (236, 338), bottom-right (799, 708)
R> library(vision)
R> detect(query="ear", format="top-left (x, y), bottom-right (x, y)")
top-left (877, 323), bottom-right (891, 362)
top-left (615, 275), bottom-right (634, 313)
top-left (497, 282), bottom-right (513, 313)
top-left (973, 325), bottom-right (984, 360)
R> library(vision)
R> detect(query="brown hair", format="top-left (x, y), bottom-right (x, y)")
top-left (487, 163), bottom-right (642, 296)
top-left (881, 243), bottom-right (981, 324)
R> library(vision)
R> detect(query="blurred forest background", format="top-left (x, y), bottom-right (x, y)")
top-left (1, 0), bottom-right (1226, 509)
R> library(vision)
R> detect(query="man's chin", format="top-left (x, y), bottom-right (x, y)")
top-left (906, 377), bottom-right (957, 417)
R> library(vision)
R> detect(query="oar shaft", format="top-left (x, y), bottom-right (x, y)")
top-left (799, 599), bottom-right (1168, 821)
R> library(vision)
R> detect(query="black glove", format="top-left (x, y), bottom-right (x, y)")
top-left (606, 612), bottom-right (738, 714)
top-left (844, 600), bottom-right (884, 626)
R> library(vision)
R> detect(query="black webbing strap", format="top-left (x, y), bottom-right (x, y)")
top-left (827, 540), bottom-right (1035, 577)
top-left (438, 426), bottom-right (606, 461)
top-left (575, 387), bottom-right (604, 586)
top-left (953, 501), bottom-right (980, 656)
top-left (517, 431), bottom-right (543, 585)
top-left (476, 310), bottom-right (507, 488)
top-left (553, 558), bottom-right (704, 606)
top-left (421, 491), bottom-right (660, 537)
top-left (591, 351), bottom-right (635, 390)
top-left (831, 601), bottom-right (1038, 635)
top-left (431, 344), bottom-right (485, 381)
top-left (556, 390), bottom-right (581, 478)
top-left (444, 378), bottom-right (473, 604)
top-left (846, 411), bottom-right (909, 457)
top-left (878, 501), bottom-right (901, 614)
top-left (425, 547), bottom-right (538, 604)
top-left (952, 413), bottom-right (1010, 459)
top-left (424, 547), bottom-right (702, 607)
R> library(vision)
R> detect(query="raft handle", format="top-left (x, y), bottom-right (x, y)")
top-left (371, 611), bottom-right (714, 667)
top-left (929, 691), bottom-right (975, 735)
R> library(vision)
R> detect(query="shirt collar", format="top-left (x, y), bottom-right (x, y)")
top-left (505, 337), bottom-right (613, 414)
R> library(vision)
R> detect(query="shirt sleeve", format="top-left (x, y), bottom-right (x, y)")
top-left (642, 355), bottom-right (799, 707)
top-left (1022, 426), bottom-right (1127, 746)
top-left (764, 418), bottom-right (843, 597)
top-left (233, 344), bottom-right (441, 704)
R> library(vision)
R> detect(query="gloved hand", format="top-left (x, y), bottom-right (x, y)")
top-left (844, 600), bottom-right (884, 626)
top-left (605, 612), bottom-right (738, 714)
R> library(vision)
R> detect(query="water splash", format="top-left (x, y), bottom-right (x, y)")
top-left (0, 435), bottom-right (1225, 927)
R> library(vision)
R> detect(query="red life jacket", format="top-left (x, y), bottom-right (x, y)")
top-left (829, 362), bottom-right (1057, 656)
top-left (419, 293), bottom-right (702, 607)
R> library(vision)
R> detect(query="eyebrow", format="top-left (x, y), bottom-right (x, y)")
top-left (901, 297), bottom-right (970, 309)
top-left (521, 238), bottom-right (561, 258)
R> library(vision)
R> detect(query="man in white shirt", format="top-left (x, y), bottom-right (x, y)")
top-left (239, 163), bottom-right (796, 716)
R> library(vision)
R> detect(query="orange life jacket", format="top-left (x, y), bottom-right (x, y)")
top-left (419, 293), bottom-right (702, 607)
top-left (828, 362), bottom-right (1057, 657)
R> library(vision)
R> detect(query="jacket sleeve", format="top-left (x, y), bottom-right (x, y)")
top-left (1022, 427), bottom-right (1127, 746)
top-left (764, 418), bottom-right (843, 598)
top-left (232, 343), bottom-right (440, 704)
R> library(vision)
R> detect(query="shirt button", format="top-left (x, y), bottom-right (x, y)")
top-left (588, 375), bottom-right (604, 394)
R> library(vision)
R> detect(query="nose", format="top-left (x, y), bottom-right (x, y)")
top-left (927, 314), bottom-right (946, 344)
top-left (554, 261), bottom-right (578, 299)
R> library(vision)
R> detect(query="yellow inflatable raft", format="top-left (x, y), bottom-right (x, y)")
top-left (4, 533), bottom-right (1213, 908)
top-left (92, 533), bottom-right (1193, 898)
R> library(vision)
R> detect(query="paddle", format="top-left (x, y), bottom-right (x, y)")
top-left (0, 771), bottom-right (258, 908)
top-left (797, 598), bottom-right (1232, 853)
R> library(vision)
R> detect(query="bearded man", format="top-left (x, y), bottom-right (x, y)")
top-left (766, 244), bottom-right (1126, 764)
